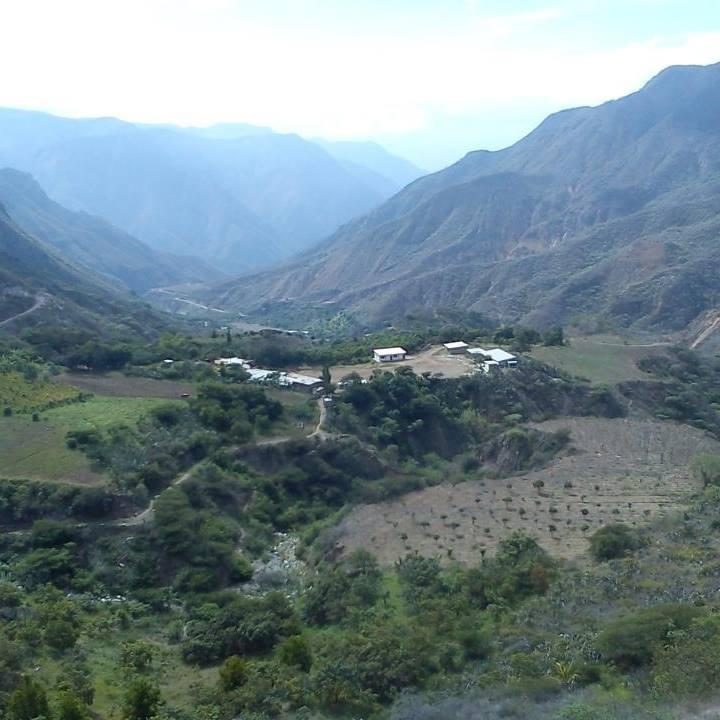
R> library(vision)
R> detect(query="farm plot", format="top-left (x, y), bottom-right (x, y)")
top-left (56, 372), bottom-right (195, 398)
top-left (334, 417), bottom-right (719, 564)
top-left (0, 396), bottom-right (171, 484)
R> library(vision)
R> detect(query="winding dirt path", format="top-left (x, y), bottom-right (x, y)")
top-left (0, 293), bottom-right (49, 328)
top-left (109, 462), bottom-right (202, 528)
top-left (111, 398), bottom-right (331, 526)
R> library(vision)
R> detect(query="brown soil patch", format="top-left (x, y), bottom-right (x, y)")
top-left (325, 346), bottom-right (476, 383)
top-left (56, 373), bottom-right (195, 399)
top-left (334, 417), bottom-right (720, 564)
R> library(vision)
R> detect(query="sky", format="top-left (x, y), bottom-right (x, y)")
top-left (2, 0), bottom-right (720, 169)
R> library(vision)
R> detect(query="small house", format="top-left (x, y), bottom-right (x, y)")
top-left (373, 347), bottom-right (407, 363)
top-left (443, 341), bottom-right (469, 355)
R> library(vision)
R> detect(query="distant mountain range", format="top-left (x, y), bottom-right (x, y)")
top-left (0, 109), bottom-right (424, 273)
top-left (0, 199), bottom-right (165, 335)
top-left (0, 169), bottom-right (222, 294)
top-left (203, 62), bottom-right (720, 334)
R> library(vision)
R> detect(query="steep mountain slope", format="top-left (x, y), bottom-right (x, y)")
top-left (0, 110), bottom-right (414, 272)
top-left (206, 62), bottom-right (720, 332)
top-left (0, 169), bottom-right (222, 293)
top-left (0, 202), bottom-right (165, 334)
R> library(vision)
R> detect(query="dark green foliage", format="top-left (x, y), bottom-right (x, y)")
top-left (628, 349), bottom-right (720, 437)
top-left (485, 532), bottom-right (556, 603)
top-left (192, 382), bottom-right (282, 437)
top-left (65, 341), bottom-right (133, 371)
top-left (304, 551), bottom-right (383, 626)
top-left (336, 362), bottom-right (622, 460)
top-left (181, 592), bottom-right (300, 665)
top-left (121, 641), bottom-right (155, 673)
top-left (542, 326), bottom-right (565, 346)
top-left (277, 635), bottom-right (313, 672)
top-left (56, 692), bottom-right (90, 720)
top-left (596, 604), bottom-right (705, 668)
top-left (652, 615), bottom-right (720, 697)
top-left (122, 677), bottom-right (162, 720)
top-left (6, 676), bottom-right (51, 720)
top-left (218, 655), bottom-right (248, 691)
top-left (589, 523), bottom-right (641, 561)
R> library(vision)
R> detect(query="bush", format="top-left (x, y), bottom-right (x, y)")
top-left (589, 523), bottom-right (640, 561)
top-left (691, 453), bottom-right (720, 487)
top-left (218, 655), bottom-right (248, 691)
top-left (652, 615), bottom-right (720, 697)
top-left (596, 603), bottom-right (705, 668)
top-left (277, 635), bottom-right (313, 672)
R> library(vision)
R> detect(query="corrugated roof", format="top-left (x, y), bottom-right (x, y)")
top-left (374, 347), bottom-right (407, 355)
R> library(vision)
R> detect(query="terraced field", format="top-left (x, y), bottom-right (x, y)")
top-left (334, 417), bottom-right (719, 564)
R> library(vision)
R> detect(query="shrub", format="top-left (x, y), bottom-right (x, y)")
top-left (589, 523), bottom-right (640, 561)
top-left (652, 616), bottom-right (720, 697)
top-left (691, 453), bottom-right (720, 487)
top-left (218, 655), bottom-right (248, 691)
top-left (277, 635), bottom-right (313, 672)
top-left (596, 603), bottom-right (705, 668)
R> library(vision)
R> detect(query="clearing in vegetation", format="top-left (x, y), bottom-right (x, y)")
top-left (0, 396), bottom-right (173, 484)
top-left (325, 345), bottom-right (477, 382)
top-left (530, 335), bottom-right (668, 385)
top-left (55, 371), bottom-right (196, 398)
top-left (334, 417), bottom-right (720, 564)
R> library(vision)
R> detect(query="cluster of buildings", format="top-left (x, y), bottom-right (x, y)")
top-left (443, 342), bottom-right (518, 370)
top-left (213, 357), bottom-right (323, 392)
top-left (371, 343), bottom-right (518, 372)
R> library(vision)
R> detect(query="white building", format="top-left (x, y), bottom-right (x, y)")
top-left (373, 347), bottom-right (407, 363)
top-left (214, 357), bottom-right (252, 369)
top-left (467, 348), bottom-right (518, 367)
top-left (246, 368), bottom-right (322, 393)
top-left (443, 341), bottom-right (469, 355)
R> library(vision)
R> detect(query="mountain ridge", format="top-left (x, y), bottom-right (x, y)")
top-left (201, 61), bottom-right (720, 333)
top-left (0, 168), bottom-right (223, 294)
top-left (0, 109), bottom-right (423, 272)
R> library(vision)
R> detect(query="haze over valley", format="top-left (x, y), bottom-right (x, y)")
top-left (3, 3), bottom-right (720, 720)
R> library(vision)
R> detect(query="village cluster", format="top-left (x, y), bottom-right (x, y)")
top-left (194, 341), bottom-right (519, 397)
top-left (373, 342), bottom-right (518, 372)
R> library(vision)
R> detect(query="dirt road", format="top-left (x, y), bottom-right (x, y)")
top-left (0, 293), bottom-right (49, 328)
top-left (328, 346), bottom-right (475, 382)
top-left (111, 462), bottom-right (201, 527)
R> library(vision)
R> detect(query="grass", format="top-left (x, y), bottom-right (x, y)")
top-left (530, 336), bottom-right (665, 385)
top-left (264, 389), bottom-right (321, 440)
top-left (0, 371), bottom-right (80, 412)
top-left (0, 396), bottom-right (173, 484)
top-left (81, 614), bottom-right (218, 718)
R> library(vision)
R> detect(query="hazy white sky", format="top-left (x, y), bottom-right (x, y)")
top-left (2, 0), bottom-right (720, 168)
